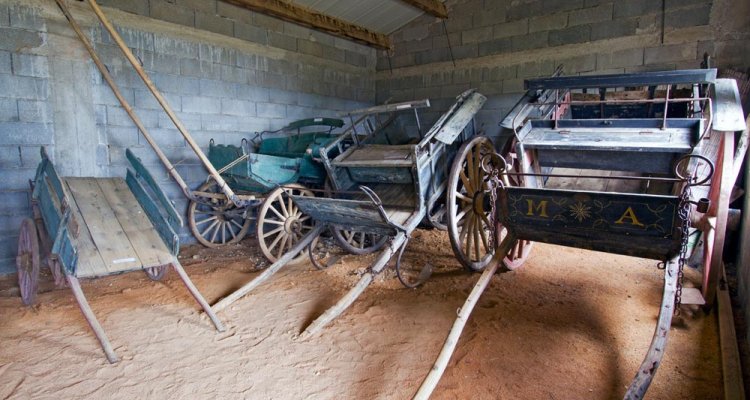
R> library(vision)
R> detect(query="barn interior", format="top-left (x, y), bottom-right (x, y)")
top-left (0, 0), bottom-right (749, 399)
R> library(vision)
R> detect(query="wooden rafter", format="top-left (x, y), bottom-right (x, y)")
top-left (220, 0), bottom-right (392, 50)
top-left (399, 0), bottom-right (448, 19)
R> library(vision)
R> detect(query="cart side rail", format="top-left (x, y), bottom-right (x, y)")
top-left (125, 149), bottom-right (181, 255)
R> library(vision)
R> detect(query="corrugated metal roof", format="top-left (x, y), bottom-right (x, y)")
top-left (292, 0), bottom-right (427, 34)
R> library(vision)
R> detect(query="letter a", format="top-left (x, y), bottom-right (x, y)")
top-left (615, 207), bottom-right (644, 226)
top-left (526, 199), bottom-right (548, 218)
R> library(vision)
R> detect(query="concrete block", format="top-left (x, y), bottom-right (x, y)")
top-left (150, 0), bottom-right (195, 27)
top-left (569, 3), bottom-right (612, 26)
top-left (178, 0), bottom-right (217, 14)
top-left (257, 102), bottom-right (286, 119)
top-left (201, 114), bottom-right (239, 131)
top-left (528, 13), bottom-right (568, 33)
top-left (140, 51), bottom-right (181, 75)
top-left (0, 166), bottom-right (35, 190)
top-left (431, 32), bottom-right (461, 49)
top-left (493, 19), bottom-right (529, 39)
top-left (453, 68), bottom-right (483, 84)
top-left (0, 5), bottom-right (8, 27)
top-left (236, 85), bottom-right (270, 102)
top-left (0, 190), bottom-right (29, 211)
top-left (555, 54), bottom-right (597, 73)
top-left (216, 2), bottom-right (252, 24)
top-left (644, 43), bottom-right (697, 65)
top-left (665, 5), bottom-right (711, 29)
top-left (482, 65), bottom-right (517, 81)
top-left (254, 13), bottom-right (284, 32)
top-left (182, 95), bottom-right (221, 114)
top-left (100, 26), bottom-right (155, 52)
top-left (613, 0), bottom-right (661, 18)
top-left (511, 31), bottom-right (548, 51)
top-left (234, 22), bottom-right (267, 45)
top-left (195, 11), bottom-right (234, 37)
top-left (9, 5), bottom-right (45, 31)
top-left (298, 39), bottom-right (324, 58)
top-left (106, 126), bottom-right (140, 147)
top-left (134, 89), bottom-right (182, 111)
top-left (502, 78), bottom-right (525, 93)
top-left (445, 15), bottom-right (474, 32)
top-left (473, 7), bottom-right (507, 28)
top-left (18, 146), bottom-right (43, 168)
top-left (95, 105), bottom-right (106, 125)
top-left (11, 53), bottom-right (48, 78)
top-left (0, 122), bottom-right (52, 145)
top-left (356, 89), bottom-right (375, 103)
top-left (478, 81), bottom-right (503, 95)
top-left (309, 30), bottom-right (336, 47)
top-left (507, 1), bottom-right (545, 21)
top-left (153, 36), bottom-right (200, 59)
top-left (596, 47), bottom-right (644, 69)
top-left (345, 51), bottom-right (368, 68)
top-left (415, 48), bottom-right (451, 65)
top-left (96, 144), bottom-right (109, 166)
top-left (107, 105), bottom-right (157, 127)
top-left (159, 111), bottom-right (202, 130)
top-left (0, 50), bottom-right (9, 74)
top-left (0, 146), bottom-right (19, 168)
top-left (268, 32), bottom-right (297, 52)
top-left (476, 37), bottom-right (509, 57)
top-left (0, 98), bottom-right (18, 122)
top-left (198, 43), bottom-right (236, 65)
top-left (590, 18), bottom-right (637, 41)
top-left (179, 58), bottom-right (222, 78)
top-left (198, 79), bottom-right (237, 98)
top-left (321, 45), bottom-right (346, 64)
top-left (516, 60), bottom-right (556, 78)
top-left (462, 26), bottom-right (493, 45)
top-left (452, 44), bottom-right (479, 60)
top-left (93, 84), bottom-right (134, 106)
top-left (219, 64), bottom-right (252, 84)
top-left (0, 27), bottom-right (43, 52)
top-left (99, 0), bottom-right (150, 16)
top-left (151, 72), bottom-right (200, 95)
top-left (543, 0), bottom-right (584, 14)
top-left (17, 99), bottom-right (48, 123)
top-left (221, 98), bottom-right (256, 116)
top-left (548, 25), bottom-right (590, 46)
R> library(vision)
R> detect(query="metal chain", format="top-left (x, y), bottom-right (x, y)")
top-left (674, 182), bottom-right (692, 313)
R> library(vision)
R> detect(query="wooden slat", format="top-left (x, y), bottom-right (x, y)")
top-left (65, 178), bottom-right (142, 275)
top-left (63, 180), bottom-right (108, 278)
top-left (398, 0), bottom-right (447, 18)
top-left (96, 178), bottom-right (173, 269)
top-left (220, 0), bottom-right (392, 50)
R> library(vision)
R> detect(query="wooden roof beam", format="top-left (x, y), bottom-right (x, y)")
top-left (399, 0), bottom-right (448, 19)
top-left (220, 0), bottom-right (392, 50)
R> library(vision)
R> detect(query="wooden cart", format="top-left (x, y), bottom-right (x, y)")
top-left (416, 68), bottom-right (747, 398)
top-left (16, 148), bottom-right (225, 363)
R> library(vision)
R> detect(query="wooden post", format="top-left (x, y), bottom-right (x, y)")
top-left (718, 265), bottom-right (745, 400)
top-left (299, 231), bottom-right (408, 339)
top-left (213, 225), bottom-right (325, 312)
top-left (412, 236), bottom-right (515, 400)
top-left (66, 275), bottom-right (120, 364)
top-left (84, 0), bottom-right (240, 205)
top-left (624, 255), bottom-right (680, 399)
top-left (171, 260), bottom-right (225, 332)
top-left (54, 0), bottom-right (191, 197)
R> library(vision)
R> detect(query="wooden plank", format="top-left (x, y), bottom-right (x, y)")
top-left (398, 0), bottom-right (448, 18)
top-left (219, 0), bottom-right (392, 50)
top-left (96, 178), bottom-right (173, 269)
top-left (63, 180), bottom-right (107, 278)
top-left (65, 178), bottom-right (142, 275)
top-left (718, 265), bottom-right (745, 400)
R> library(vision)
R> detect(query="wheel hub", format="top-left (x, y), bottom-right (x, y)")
top-left (472, 191), bottom-right (485, 215)
top-left (285, 218), bottom-right (302, 234)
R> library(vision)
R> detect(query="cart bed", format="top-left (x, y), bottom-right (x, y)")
top-left (65, 177), bottom-right (173, 278)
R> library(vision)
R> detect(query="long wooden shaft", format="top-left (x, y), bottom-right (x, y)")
top-left (413, 236), bottom-right (515, 400)
top-left (84, 0), bottom-right (239, 204)
top-left (300, 232), bottom-right (408, 339)
top-left (171, 260), bottom-right (226, 332)
top-left (730, 115), bottom-right (750, 186)
top-left (718, 264), bottom-right (745, 400)
top-left (213, 225), bottom-right (325, 312)
top-left (66, 275), bottom-right (120, 364)
top-left (624, 255), bottom-right (680, 399)
top-left (54, 0), bottom-right (191, 196)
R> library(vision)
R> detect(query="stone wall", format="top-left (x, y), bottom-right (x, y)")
top-left (0, 0), bottom-right (375, 274)
top-left (375, 0), bottom-right (750, 137)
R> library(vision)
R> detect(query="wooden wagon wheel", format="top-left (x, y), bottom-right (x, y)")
top-left (256, 184), bottom-right (316, 266)
top-left (16, 218), bottom-right (40, 305)
top-left (447, 137), bottom-right (497, 271)
top-left (307, 235), bottom-right (347, 270)
top-left (498, 137), bottom-right (534, 270)
top-left (331, 228), bottom-right (387, 255)
top-left (144, 266), bottom-right (168, 281)
top-left (188, 179), bottom-right (251, 248)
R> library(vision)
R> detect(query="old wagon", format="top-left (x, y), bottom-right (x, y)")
top-left (416, 68), bottom-right (747, 399)
top-left (16, 148), bottom-right (225, 363)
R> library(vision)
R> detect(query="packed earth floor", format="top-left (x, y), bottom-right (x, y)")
top-left (0, 229), bottom-right (721, 399)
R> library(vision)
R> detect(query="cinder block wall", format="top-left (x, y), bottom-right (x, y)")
top-left (0, 0), bottom-right (375, 274)
top-left (375, 0), bottom-right (750, 138)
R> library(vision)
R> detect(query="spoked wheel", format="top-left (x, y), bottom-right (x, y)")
top-left (144, 265), bottom-right (168, 281)
top-left (498, 137), bottom-right (534, 270)
top-left (331, 227), bottom-right (387, 255)
top-left (188, 180), bottom-right (251, 248)
top-left (256, 184), bottom-right (316, 266)
top-left (307, 235), bottom-right (347, 270)
top-left (447, 137), bottom-right (497, 271)
top-left (17, 218), bottom-right (40, 305)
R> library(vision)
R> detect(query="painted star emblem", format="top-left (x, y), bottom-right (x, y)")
top-left (569, 201), bottom-right (592, 222)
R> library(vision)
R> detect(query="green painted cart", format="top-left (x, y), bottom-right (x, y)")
top-left (16, 148), bottom-right (225, 363)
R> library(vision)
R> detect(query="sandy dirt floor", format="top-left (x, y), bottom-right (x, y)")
top-left (0, 229), bottom-right (722, 399)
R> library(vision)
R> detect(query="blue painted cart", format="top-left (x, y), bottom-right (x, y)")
top-left (431, 68), bottom-right (747, 398)
top-left (15, 148), bottom-right (225, 363)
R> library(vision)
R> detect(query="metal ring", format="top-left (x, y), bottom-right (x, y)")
top-left (673, 154), bottom-right (713, 186)
top-left (480, 152), bottom-right (507, 175)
